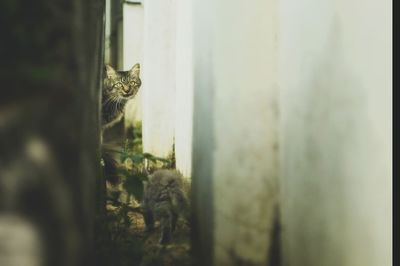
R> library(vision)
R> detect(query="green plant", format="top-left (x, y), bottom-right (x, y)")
top-left (98, 121), bottom-right (178, 265)
top-left (112, 133), bottom-right (174, 202)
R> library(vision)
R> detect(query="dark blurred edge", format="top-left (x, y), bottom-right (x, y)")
top-left (0, 1), bottom-right (105, 266)
top-left (191, 0), bottom-right (215, 262)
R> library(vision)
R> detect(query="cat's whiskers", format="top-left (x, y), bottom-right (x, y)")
top-left (101, 64), bottom-right (141, 130)
top-left (102, 94), bottom-right (117, 106)
top-left (113, 96), bottom-right (122, 116)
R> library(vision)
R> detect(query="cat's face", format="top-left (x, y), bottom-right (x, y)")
top-left (103, 64), bottom-right (141, 100)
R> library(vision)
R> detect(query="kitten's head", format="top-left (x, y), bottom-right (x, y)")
top-left (103, 63), bottom-right (141, 100)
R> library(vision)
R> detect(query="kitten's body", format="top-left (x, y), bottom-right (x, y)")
top-left (141, 169), bottom-right (190, 244)
top-left (101, 64), bottom-right (141, 131)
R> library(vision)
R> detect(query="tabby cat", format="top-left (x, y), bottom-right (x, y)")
top-left (101, 64), bottom-right (141, 186)
top-left (102, 64), bottom-right (141, 131)
top-left (142, 169), bottom-right (190, 244)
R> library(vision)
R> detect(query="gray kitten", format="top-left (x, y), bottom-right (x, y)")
top-left (142, 169), bottom-right (190, 244)
top-left (102, 64), bottom-right (141, 130)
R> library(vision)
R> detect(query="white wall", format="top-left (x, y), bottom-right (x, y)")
top-left (124, 0), bottom-right (194, 176)
top-left (278, 0), bottom-right (392, 265)
top-left (175, 0), bottom-right (194, 177)
top-left (123, 3), bottom-right (144, 126)
top-left (135, 1), bottom-right (391, 264)
top-left (193, 0), bottom-right (280, 264)
top-left (142, 0), bottom-right (177, 158)
top-left (192, 0), bottom-right (391, 265)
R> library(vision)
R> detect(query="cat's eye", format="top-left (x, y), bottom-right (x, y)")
top-left (131, 80), bottom-right (141, 87)
top-left (113, 83), bottom-right (123, 89)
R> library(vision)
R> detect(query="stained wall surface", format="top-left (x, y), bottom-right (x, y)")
top-left (278, 0), bottom-right (392, 265)
top-left (192, 0), bottom-right (391, 265)
top-left (193, 0), bottom-right (280, 264)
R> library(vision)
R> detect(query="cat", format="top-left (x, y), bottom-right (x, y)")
top-left (101, 64), bottom-right (141, 189)
top-left (141, 169), bottom-right (190, 244)
top-left (102, 63), bottom-right (141, 131)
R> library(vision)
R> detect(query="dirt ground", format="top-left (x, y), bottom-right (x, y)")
top-left (129, 212), bottom-right (192, 266)
top-left (102, 204), bottom-right (192, 266)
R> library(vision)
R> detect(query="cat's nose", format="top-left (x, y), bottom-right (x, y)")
top-left (122, 86), bottom-right (130, 93)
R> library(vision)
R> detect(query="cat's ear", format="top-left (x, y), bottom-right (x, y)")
top-left (129, 63), bottom-right (140, 76)
top-left (105, 64), bottom-right (117, 78)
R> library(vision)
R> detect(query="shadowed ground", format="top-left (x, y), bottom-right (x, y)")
top-left (104, 204), bottom-right (192, 266)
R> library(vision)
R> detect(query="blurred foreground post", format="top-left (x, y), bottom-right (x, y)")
top-left (0, 1), bottom-right (105, 266)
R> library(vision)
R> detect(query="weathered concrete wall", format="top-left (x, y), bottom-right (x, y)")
top-left (192, 0), bottom-right (280, 265)
top-left (137, 1), bottom-right (391, 265)
top-left (123, 2), bottom-right (144, 127)
top-left (192, 0), bottom-right (391, 265)
top-left (278, 0), bottom-right (392, 265)
top-left (142, 0), bottom-right (177, 158)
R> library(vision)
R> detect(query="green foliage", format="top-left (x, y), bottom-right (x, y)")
top-left (110, 123), bottom-right (175, 202)
top-left (98, 121), bottom-right (178, 265)
top-left (103, 121), bottom-right (176, 209)
top-left (121, 169), bottom-right (147, 202)
top-left (119, 141), bottom-right (170, 167)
